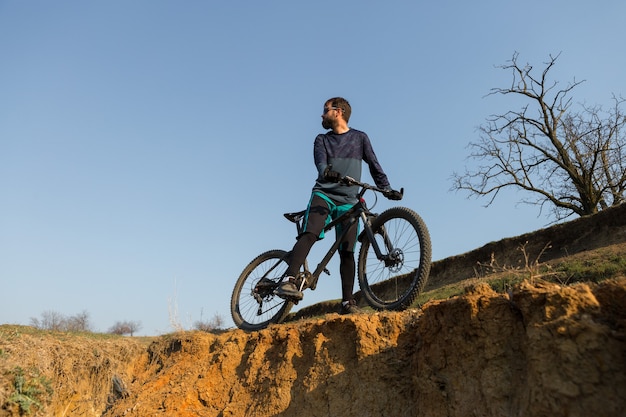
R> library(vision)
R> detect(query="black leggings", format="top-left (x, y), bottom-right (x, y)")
top-left (284, 194), bottom-right (358, 302)
top-left (285, 232), bottom-right (356, 302)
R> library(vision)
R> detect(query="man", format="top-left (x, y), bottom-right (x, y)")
top-left (274, 97), bottom-right (401, 314)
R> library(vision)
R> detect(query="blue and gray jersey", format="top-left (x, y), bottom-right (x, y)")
top-left (312, 128), bottom-right (390, 205)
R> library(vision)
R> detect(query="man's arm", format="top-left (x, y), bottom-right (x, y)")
top-left (313, 134), bottom-right (330, 180)
top-left (362, 134), bottom-right (391, 189)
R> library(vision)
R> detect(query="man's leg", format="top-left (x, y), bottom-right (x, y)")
top-left (338, 218), bottom-right (362, 314)
top-left (284, 232), bottom-right (317, 278)
top-left (275, 195), bottom-right (330, 300)
top-left (339, 250), bottom-right (356, 302)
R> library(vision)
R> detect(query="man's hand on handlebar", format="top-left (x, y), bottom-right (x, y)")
top-left (383, 188), bottom-right (403, 201)
top-left (323, 167), bottom-right (403, 200)
top-left (323, 166), bottom-right (342, 183)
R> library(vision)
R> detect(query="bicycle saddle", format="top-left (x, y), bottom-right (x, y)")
top-left (284, 210), bottom-right (306, 223)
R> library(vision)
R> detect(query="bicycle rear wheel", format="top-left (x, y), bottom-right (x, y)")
top-left (357, 206), bottom-right (431, 310)
top-left (230, 249), bottom-right (293, 331)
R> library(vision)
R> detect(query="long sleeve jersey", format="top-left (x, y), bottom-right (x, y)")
top-left (312, 128), bottom-right (390, 205)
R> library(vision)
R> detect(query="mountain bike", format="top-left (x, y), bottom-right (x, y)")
top-left (230, 175), bottom-right (431, 331)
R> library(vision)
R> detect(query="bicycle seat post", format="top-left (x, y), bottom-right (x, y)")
top-left (297, 218), bottom-right (303, 235)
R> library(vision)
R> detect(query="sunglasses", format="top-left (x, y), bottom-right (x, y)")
top-left (323, 107), bottom-right (340, 114)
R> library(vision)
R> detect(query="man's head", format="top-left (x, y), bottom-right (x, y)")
top-left (322, 97), bottom-right (351, 131)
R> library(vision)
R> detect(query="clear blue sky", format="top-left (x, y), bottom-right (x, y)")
top-left (2, 1), bottom-right (624, 335)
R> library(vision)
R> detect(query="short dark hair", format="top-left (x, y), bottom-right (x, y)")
top-left (326, 97), bottom-right (351, 122)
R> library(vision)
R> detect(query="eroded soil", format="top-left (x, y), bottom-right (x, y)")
top-left (1, 276), bottom-right (625, 417)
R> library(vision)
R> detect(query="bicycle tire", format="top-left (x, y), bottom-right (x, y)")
top-left (357, 206), bottom-right (431, 310)
top-left (230, 249), bottom-right (294, 331)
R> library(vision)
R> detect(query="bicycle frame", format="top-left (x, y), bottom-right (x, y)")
top-left (289, 186), bottom-right (394, 293)
top-left (231, 175), bottom-right (429, 330)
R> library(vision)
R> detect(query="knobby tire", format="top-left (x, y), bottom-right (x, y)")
top-left (357, 206), bottom-right (431, 310)
top-left (230, 249), bottom-right (293, 331)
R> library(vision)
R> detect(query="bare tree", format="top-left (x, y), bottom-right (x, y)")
top-left (108, 320), bottom-right (142, 336)
top-left (452, 52), bottom-right (626, 221)
top-left (30, 310), bottom-right (92, 332)
top-left (64, 310), bottom-right (91, 332)
top-left (30, 310), bottom-right (65, 331)
top-left (193, 312), bottom-right (225, 332)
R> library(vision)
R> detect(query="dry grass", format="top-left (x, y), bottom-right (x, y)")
top-left (416, 242), bottom-right (626, 306)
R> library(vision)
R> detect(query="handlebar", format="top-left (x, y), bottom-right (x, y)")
top-left (339, 175), bottom-right (404, 200)
top-left (324, 165), bottom-right (403, 200)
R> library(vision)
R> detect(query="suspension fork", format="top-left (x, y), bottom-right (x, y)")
top-left (359, 212), bottom-right (394, 260)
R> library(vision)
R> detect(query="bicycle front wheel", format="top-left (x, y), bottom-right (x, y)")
top-left (357, 206), bottom-right (431, 310)
top-left (230, 249), bottom-right (293, 331)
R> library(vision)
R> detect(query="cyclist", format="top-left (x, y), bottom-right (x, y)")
top-left (274, 97), bottom-right (402, 314)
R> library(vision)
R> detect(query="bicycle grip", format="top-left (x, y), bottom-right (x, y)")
top-left (384, 188), bottom-right (403, 200)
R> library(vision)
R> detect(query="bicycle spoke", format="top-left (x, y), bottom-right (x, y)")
top-left (358, 207), bottom-right (431, 310)
top-left (231, 250), bottom-right (293, 330)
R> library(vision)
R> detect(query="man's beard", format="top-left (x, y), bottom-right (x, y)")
top-left (321, 118), bottom-right (332, 130)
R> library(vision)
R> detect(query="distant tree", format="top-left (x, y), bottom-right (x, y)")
top-left (193, 312), bottom-right (224, 332)
top-left (108, 320), bottom-right (142, 336)
top-left (64, 311), bottom-right (91, 332)
top-left (30, 310), bottom-right (64, 331)
top-left (452, 52), bottom-right (626, 221)
top-left (30, 310), bottom-right (92, 332)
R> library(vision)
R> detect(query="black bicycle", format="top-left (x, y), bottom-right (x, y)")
top-left (230, 176), bottom-right (431, 331)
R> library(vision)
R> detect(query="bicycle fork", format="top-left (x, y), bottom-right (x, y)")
top-left (360, 212), bottom-right (403, 269)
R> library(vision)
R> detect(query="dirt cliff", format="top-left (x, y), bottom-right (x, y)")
top-left (1, 276), bottom-right (624, 417)
top-left (104, 278), bottom-right (626, 417)
top-left (1, 205), bottom-right (626, 417)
